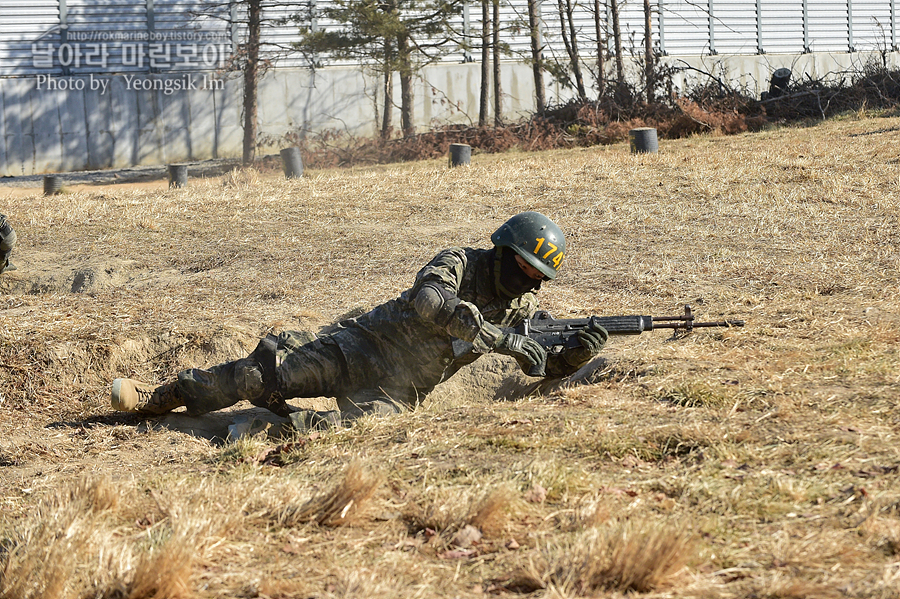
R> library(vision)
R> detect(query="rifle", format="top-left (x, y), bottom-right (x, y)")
top-left (454, 304), bottom-right (744, 377)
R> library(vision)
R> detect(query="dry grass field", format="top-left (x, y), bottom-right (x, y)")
top-left (1, 113), bottom-right (899, 599)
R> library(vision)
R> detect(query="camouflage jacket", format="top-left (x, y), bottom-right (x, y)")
top-left (326, 246), bottom-right (542, 395)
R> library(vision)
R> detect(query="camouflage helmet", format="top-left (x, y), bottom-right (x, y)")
top-left (491, 211), bottom-right (566, 279)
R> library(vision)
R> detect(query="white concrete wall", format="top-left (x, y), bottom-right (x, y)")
top-left (1, 50), bottom-right (897, 176)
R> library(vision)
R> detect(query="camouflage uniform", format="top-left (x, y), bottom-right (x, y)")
top-left (176, 246), bottom-right (580, 420)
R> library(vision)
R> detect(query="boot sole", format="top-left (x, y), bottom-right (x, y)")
top-left (110, 379), bottom-right (132, 411)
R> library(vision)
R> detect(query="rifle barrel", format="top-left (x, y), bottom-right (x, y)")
top-left (652, 319), bottom-right (745, 329)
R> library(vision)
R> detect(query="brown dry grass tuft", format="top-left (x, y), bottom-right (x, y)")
top-left (0, 478), bottom-right (122, 599)
top-left (123, 538), bottom-right (196, 599)
top-left (274, 459), bottom-right (384, 527)
top-left (0, 476), bottom-right (250, 599)
top-left (467, 486), bottom-right (517, 538)
top-left (546, 519), bottom-right (696, 594)
top-left (403, 487), bottom-right (476, 535)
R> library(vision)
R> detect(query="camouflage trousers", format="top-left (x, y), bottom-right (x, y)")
top-left (174, 331), bottom-right (423, 422)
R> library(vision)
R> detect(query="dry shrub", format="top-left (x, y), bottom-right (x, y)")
top-left (670, 98), bottom-right (757, 136)
top-left (547, 519), bottom-right (695, 594)
top-left (112, 481), bottom-right (248, 598)
top-left (275, 460), bottom-right (383, 527)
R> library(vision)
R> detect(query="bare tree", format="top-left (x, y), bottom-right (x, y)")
top-left (593, 0), bottom-right (606, 96)
top-left (397, 29), bottom-right (415, 137)
top-left (643, 0), bottom-right (654, 101)
top-left (242, 0), bottom-right (261, 164)
top-left (382, 40), bottom-right (394, 138)
top-left (527, 0), bottom-right (546, 114)
top-left (610, 0), bottom-right (624, 84)
top-left (556, 0), bottom-right (588, 102)
top-left (493, 0), bottom-right (503, 124)
top-left (479, 0), bottom-right (490, 126)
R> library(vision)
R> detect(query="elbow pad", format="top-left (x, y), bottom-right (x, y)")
top-left (414, 282), bottom-right (461, 327)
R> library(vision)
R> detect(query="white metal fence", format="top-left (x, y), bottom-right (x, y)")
top-left (1, 0), bottom-right (897, 78)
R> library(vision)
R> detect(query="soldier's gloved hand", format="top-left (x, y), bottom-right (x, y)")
top-left (494, 333), bottom-right (547, 371)
top-left (563, 323), bottom-right (609, 368)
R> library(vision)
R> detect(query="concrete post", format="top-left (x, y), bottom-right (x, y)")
top-left (280, 147), bottom-right (304, 178)
top-left (168, 164), bottom-right (188, 188)
top-left (449, 143), bottom-right (472, 167)
top-left (629, 128), bottom-right (658, 154)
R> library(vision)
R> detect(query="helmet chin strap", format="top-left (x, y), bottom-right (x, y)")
top-left (494, 246), bottom-right (541, 299)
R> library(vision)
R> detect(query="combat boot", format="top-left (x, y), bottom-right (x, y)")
top-left (289, 410), bottom-right (342, 433)
top-left (110, 379), bottom-right (184, 414)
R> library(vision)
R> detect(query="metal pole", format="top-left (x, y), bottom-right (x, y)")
top-left (463, 1), bottom-right (472, 62)
top-left (708, 0), bottom-right (716, 55)
top-left (803, 0), bottom-right (810, 52)
top-left (756, 0), bottom-right (763, 54)
top-left (658, 0), bottom-right (666, 55)
top-left (146, 0), bottom-right (156, 72)
top-left (146, 0), bottom-right (155, 34)
top-left (59, 0), bottom-right (69, 75)
top-left (893, 0), bottom-right (897, 50)
top-left (847, 0), bottom-right (854, 51)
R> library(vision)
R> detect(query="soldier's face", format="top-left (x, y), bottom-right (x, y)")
top-left (514, 254), bottom-right (546, 281)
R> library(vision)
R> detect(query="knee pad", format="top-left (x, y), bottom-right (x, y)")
top-left (248, 334), bottom-right (278, 385)
top-left (246, 334), bottom-right (294, 416)
top-left (233, 360), bottom-right (267, 401)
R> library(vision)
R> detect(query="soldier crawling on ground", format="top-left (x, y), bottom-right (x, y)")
top-left (109, 211), bottom-right (609, 432)
top-left (0, 214), bottom-right (16, 275)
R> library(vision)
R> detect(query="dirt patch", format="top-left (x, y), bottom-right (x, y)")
top-left (1, 253), bottom-right (155, 295)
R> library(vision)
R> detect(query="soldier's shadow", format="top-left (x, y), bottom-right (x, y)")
top-left (492, 357), bottom-right (610, 401)
top-left (138, 407), bottom-right (293, 444)
top-left (54, 406), bottom-right (293, 445)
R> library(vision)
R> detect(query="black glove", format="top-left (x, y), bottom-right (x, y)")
top-left (563, 323), bottom-right (608, 368)
top-left (494, 333), bottom-right (547, 372)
